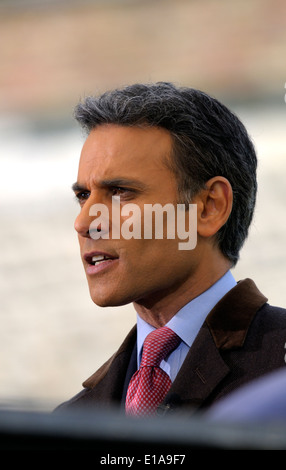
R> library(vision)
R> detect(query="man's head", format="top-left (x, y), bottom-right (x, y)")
top-left (72, 82), bottom-right (257, 318)
top-left (75, 82), bottom-right (257, 266)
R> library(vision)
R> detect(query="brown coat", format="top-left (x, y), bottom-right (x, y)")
top-left (57, 279), bottom-right (286, 415)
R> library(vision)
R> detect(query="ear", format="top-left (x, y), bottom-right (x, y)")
top-left (194, 177), bottom-right (233, 238)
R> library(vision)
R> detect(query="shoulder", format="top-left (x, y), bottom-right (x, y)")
top-left (247, 301), bottom-right (286, 351)
top-left (237, 301), bottom-right (286, 370)
top-left (251, 302), bottom-right (286, 331)
top-left (54, 325), bottom-right (137, 411)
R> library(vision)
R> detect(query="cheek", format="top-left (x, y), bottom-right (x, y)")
top-left (120, 239), bottom-right (183, 279)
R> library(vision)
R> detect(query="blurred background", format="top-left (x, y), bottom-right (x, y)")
top-left (0, 0), bottom-right (285, 410)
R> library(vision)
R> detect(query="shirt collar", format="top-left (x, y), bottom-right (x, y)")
top-left (136, 270), bottom-right (237, 362)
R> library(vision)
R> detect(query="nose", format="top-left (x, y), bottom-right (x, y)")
top-left (74, 198), bottom-right (110, 239)
top-left (74, 201), bottom-right (92, 238)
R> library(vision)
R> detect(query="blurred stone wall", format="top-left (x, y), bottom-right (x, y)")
top-left (0, 0), bottom-right (286, 116)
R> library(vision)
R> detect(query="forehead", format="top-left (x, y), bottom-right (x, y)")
top-left (78, 124), bottom-right (174, 180)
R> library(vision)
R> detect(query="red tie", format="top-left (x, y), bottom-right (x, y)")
top-left (125, 326), bottom-right (180, 416)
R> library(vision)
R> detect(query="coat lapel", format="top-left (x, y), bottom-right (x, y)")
top-left (162, 324), bottom-right (230, 412)
top-left (81, 325), bottom-right (137, 404)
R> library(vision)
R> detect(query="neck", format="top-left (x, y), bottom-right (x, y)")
top-left (133, 254), bottom-right (231, 328)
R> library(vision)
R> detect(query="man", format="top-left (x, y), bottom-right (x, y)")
top-left (57, 82), bottom-right (286, 416)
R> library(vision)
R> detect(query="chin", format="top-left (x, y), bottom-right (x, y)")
top-left (89, 290), bottom-right (131, 308)
top-left (88, 279), bottom-right (149, 308)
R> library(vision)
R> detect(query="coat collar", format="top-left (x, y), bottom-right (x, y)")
top-left (206, 278), bottom-right (267, 350)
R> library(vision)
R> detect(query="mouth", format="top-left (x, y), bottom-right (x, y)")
top-left (84, 251), bottom-right (119, 274)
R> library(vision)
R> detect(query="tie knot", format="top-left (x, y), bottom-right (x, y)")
top-left (141, 326), bottom-right (180, 367)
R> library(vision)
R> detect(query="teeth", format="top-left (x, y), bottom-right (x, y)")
top-left (92, 255), bottom-right (105, 263)
top-left (91, 255), bottom-right (112, 265)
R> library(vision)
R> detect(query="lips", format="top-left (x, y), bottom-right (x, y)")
top-left (84, 251), bottom-right (118, 275)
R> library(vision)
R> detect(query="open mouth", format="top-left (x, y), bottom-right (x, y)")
top-left (84, 252), bottom-right (118, 269)
top-left (90, 254), bottom-right (114, 265)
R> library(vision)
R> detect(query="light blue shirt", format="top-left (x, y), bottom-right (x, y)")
top-left (136, 270), bottom-right (237, 382)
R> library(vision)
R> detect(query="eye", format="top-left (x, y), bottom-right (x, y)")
top-left (111, 187), bottom-right (128, 196)
top-left (74, 190), bottom-right (90, 205)
top-left (110, 186), bottom-right (134, 199)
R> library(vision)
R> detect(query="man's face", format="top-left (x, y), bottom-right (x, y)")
top-left (73, 124), bottom-right (199, 308)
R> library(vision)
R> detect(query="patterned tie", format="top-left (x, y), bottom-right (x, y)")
top-left (125, 326), bottom-right (180, 416)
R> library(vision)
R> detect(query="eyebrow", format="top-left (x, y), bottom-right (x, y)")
top-left (71, 178), bottom-right (148, 193)
top-left (71, 182), bottom-right (87, 193)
